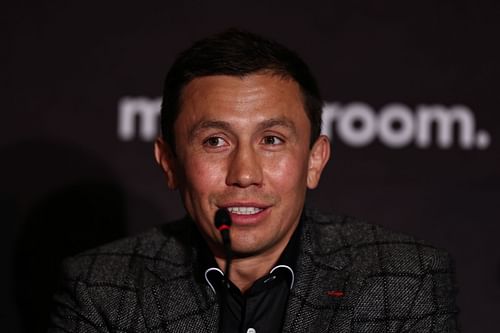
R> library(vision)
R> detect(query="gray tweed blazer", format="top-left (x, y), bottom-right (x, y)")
top-left (49, 209), bottom-right (459, 332)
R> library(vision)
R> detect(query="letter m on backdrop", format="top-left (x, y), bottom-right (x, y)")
top-left (118, 97), bottom-right (161, 141)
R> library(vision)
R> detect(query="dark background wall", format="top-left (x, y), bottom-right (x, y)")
top-left (3, 1), bottom-right (499, 331)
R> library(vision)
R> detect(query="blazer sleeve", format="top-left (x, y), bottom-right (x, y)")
top-left (48, 258), bottom-right (110, 333)
top-left (399, 249), bottom-right (460, 332)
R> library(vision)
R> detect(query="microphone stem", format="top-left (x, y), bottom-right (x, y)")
top-left (221, 230), bottom-right (232, 287)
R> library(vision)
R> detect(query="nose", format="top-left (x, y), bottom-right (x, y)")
top-left (226, 144), bottom-right (263, 188)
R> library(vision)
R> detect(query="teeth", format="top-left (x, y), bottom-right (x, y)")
top-left (227, 207), bottom-right (263, 215)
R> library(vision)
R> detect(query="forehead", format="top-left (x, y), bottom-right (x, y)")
top-left (177, 74), bottom-right (308, 125)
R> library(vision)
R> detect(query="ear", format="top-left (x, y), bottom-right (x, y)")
top-left (306, 135), bottom-right (331, 189)
top-left (154, 137), bottom-right (179, 190)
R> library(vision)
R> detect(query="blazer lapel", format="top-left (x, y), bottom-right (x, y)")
top-left (138, 221), bottom-right (220, 332)
top-left (282, 215), bottom-right (354, 333)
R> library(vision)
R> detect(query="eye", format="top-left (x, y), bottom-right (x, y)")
top-left (261, 136), bottom-right (284, 145)
top-left (203, 136), bottom-right (227, 147)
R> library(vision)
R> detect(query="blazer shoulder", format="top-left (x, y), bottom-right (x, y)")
top-left (61, 218), bottom-right (195, 285)
top-left (305, 209), bottom-right (454, 274)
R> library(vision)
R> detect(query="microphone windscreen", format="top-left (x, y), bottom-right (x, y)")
top-left (214, 208), bottom-right (232, 229)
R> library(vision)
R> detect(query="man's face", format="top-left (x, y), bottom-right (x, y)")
top-left (156, 74), bottom-right (329, 258)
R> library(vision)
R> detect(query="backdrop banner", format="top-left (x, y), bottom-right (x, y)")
top-left (4, 1), bottom-right (499, 331)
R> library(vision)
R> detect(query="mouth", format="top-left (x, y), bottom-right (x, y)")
top-left (218, 203), bottom-right (271, 224)
top-left (226, 206), bottom-right (264, 215)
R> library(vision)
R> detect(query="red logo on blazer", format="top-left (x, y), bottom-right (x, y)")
top-left (326, 290), bottom-right (344, 297)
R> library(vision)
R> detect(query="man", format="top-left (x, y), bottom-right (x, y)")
top-left (50, 30), bottom-right (459, 332)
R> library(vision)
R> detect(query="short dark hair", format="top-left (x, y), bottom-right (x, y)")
top-left (160, 29), bottom-right (323, 150)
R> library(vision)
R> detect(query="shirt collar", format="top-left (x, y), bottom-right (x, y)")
top-left (201, 211), bottom-right (304, 294)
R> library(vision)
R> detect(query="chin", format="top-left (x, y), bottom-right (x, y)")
top-left (230, 240), bottom-right (274, 258)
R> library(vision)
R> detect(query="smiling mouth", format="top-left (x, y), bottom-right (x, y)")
top-left (226, 207), bottom-right (264, 215)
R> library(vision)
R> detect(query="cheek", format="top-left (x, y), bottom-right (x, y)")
top-left (183, 156), bottom-right (226, 198)
top-left (178, 157), bottom-right (225, 232)
top-left (264, 154), bottom-right (309, 192)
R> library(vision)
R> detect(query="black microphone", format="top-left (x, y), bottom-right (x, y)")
top-left (214, 208), bottom-right (232, 287)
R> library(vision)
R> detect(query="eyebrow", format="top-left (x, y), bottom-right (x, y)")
top-left (256, 117), bottom-right (297, 134)
top-left (188, 117), bottom-right (297, 142)
top-left (188, 120), bottom-right (231, 142)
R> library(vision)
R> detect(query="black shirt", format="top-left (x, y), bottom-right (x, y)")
top-left (202, 220), bottom-right (301, 333)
